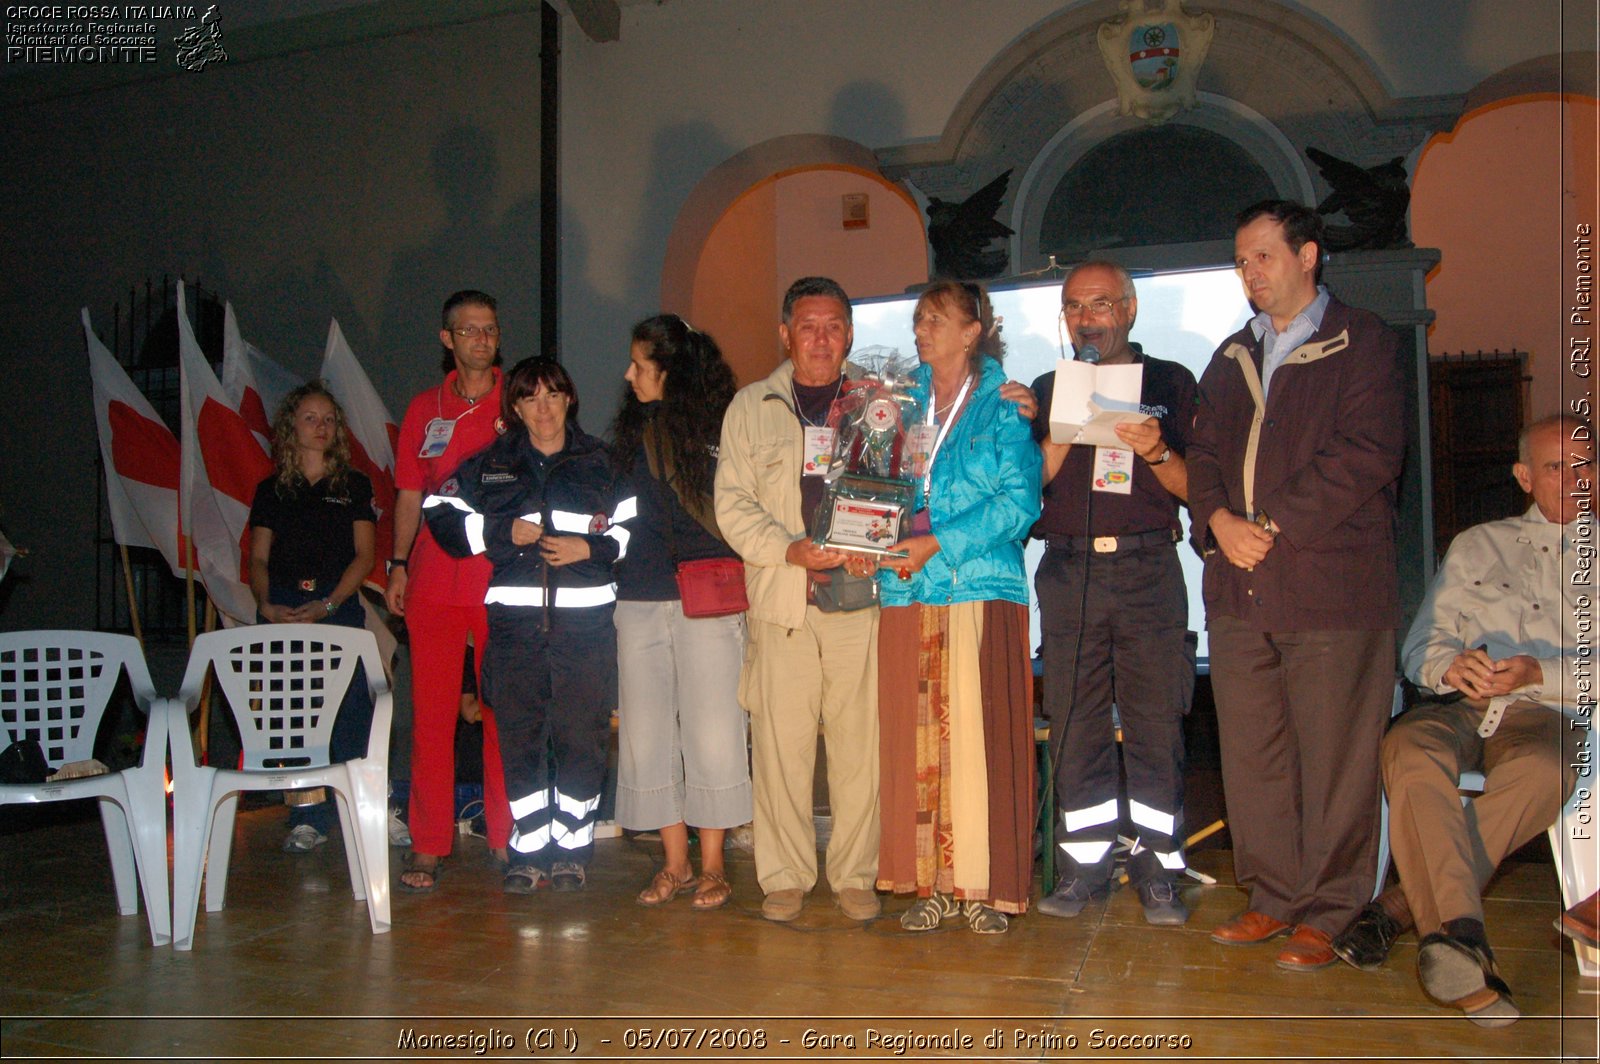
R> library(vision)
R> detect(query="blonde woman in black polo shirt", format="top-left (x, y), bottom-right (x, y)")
top-left (247, 381), bottom-right (376, 854)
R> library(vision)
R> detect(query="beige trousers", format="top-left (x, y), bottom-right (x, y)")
top-left (1383, 698), bottom-right (1579, 934)
top-left (743, 607), bottom-right (880, 895)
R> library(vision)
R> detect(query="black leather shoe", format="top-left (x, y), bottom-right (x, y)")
top-left (1135, 876), bottom-right (1189, 926)
top-left (1036, 876), bottom-right (1107, 918)
top-left (1332, 903), bottom-right (1402, 970)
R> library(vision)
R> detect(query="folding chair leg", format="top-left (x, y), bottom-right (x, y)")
top-left (333, 788), bottom-right (367, 903)
top-left (123, 785), bottom-right (173, 946)
top-left (205, 793), bottom-right (240, 913)
top-left (97, 797), bottom-right (139, 917)
top-left (348, 760), bottom-right (391, 934)
top-left (171, 767), bottom-right (220, 951)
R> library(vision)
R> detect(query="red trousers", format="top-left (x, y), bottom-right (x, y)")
top-left (405, 602), bottom-right (512, 855)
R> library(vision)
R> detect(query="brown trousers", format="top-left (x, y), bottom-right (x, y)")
top-left (1209, 618), bottom-right (1394, 935)
top-left (1383, 698), bottom-right (1578, 935)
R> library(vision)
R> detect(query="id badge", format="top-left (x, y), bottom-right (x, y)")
top-left (1091, 446), bottom-right (1135, 495)
top-left (905, 423), bottom-right (937, 479)
top-left (802, 426), bottom-right (836, 477)
top-left (419, 417), bottom-right (456, 459)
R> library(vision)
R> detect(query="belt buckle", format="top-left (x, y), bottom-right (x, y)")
top-left (1092, 536), bottom-right (1118, 553)
top-left (297, 579), bottom-right (317, 592)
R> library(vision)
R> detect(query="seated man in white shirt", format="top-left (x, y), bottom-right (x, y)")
top-left (1330, 413), bottom-right (1592, 1026)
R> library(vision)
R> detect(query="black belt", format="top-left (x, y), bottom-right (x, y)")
top-left (1045, 529), bottom-right (1177, 554)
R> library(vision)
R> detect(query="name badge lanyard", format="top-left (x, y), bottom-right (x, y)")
top-left (420, 381), bottom-right (488, 458)
top-left (920, 374), bottom-right (974, 508)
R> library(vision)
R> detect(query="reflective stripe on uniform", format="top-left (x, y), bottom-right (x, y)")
top-left (484, 583), bottom-right (618, 608)
top-left (1060, 798), bottom-right (1118, 834)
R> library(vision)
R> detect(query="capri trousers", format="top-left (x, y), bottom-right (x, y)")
top-left (615, 599), bottom-right (752, 831)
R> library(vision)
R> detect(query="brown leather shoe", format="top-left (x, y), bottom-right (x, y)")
top-left (761, 888), bottom-right (805, 922)
top-left (1211, 910), bottom-right (1292, 945)
top-left (1276, 924), bottom-right (1338, 971)
top-left (1557, 890), bottom-right (1600, 949)
top-left (837, 887), bottom-right (882, 921)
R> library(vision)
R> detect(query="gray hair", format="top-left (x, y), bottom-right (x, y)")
top-left (781, 276), bottom-right (852, 324)
top-left (1519, 413), bottom-right (1591, 464)
top-left (1062, 260), bottom-right (1136, 301)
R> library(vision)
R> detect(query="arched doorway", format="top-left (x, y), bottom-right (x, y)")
top-left (661, 136), bottom-right (928, 385)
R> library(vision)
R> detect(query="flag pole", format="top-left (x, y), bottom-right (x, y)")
top-left (118, 543), bottom-right (144, 647)
top-left (197, 598), bottom-right (217, 761)
top-left (184, 541), bottom-right (197, 649)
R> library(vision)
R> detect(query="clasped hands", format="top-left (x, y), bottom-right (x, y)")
top-left (1209, 510), bottom-right (1275, 570)
top-left (511, 517), bottom-right (590, 567)
top-left (1442, 648), bottom-right (1542, 701)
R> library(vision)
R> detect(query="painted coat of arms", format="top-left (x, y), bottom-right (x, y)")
top-left (1097, 0), bottom-right (1214, 124)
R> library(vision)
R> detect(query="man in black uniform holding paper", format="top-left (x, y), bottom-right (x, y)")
top-left (1030, 260), bottom-right (1198, 925)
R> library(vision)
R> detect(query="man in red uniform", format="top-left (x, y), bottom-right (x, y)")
top-left (385, 290), bottom-right (513, 891)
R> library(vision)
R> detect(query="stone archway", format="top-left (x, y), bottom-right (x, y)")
top-left (876, 0), bottom-right (1463, 274)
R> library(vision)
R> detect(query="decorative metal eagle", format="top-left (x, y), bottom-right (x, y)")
top-left (926, 169), bottom-right (1015, 280)
top-left (1306, 147), bottom-right (1413, 252)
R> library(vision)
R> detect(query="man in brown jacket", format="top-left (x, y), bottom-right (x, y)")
top-left (1188, 200), bottom-right (1406, 971)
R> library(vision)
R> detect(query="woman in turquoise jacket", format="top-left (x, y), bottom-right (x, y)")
top-left (875, 280), bottom-right (1042, 932)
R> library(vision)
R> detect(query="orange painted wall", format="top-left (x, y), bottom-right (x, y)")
top-left (691, 166), bottom-right (928, 386)
top-left (691, 181), bottom-right (779, 388)
top-left (1412, 95), bottom-right (1598, 420)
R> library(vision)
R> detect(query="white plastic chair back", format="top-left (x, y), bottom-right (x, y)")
top-left (198, 629), bottom-right (362, 770)
top-left (1, 633), bottom-right (136, 767)
top-left (168, 623), bottom-right (391, 951)
top-left (0, 631), bottom-right (171, 946)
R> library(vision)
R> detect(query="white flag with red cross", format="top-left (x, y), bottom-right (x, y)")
top-left (319, 317), bottom-right (398, 590)
top-left (177, 282), bottom-right (273, 625)
top-left (221, 302), bottom-right (301, 451)
top-left (84, 307), bottom-right (187, 577)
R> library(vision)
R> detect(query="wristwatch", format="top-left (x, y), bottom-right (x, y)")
top-left (1150, 447), bottom-right (1172, 465)
top-left (386, 557), bottom-right (408, 576)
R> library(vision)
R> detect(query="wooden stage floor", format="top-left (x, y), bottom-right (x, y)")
top-left (1, 805), bottom-right (1595, 1062)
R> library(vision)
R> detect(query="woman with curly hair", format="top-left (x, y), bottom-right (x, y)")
top-left (247, 380), bottom-right (377, 853)
top-left (610, 314), bottom-right (752, 911)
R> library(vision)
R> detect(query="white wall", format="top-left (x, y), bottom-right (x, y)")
top-left (559, 0), bottom-right (1573, 428)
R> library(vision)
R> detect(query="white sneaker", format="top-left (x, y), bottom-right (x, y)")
top-left (388, 806), bottom-right (412, 847)
top-left (283, 824), bottom-right (328, 853)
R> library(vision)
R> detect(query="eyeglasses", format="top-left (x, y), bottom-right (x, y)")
top-left (1061, 298), bottom-right (1127, 317)
top-left (451, 324), bottom-right (500, 339)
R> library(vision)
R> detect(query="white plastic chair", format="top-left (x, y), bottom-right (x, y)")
top-left (1377, 685), bottom-right (1597, 974)
top-left (0, 631), bottom-right (171, 946)
top-left (167, 624), bottom-right (392, 950)
top-left (1547, 786), bottom-right (1599, 976)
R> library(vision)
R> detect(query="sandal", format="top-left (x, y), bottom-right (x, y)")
top-left (692, 871), bottom-right (733, 912)
top-left (899, 893), bottom-right (959, 932)
top-left (398, 853), bottom-right (445, 894)
top-left (638, 868), bottom-right (699, 907)
top-left (963, 900), bottom-right (1010, 934)
top-left (503, 865), bottom-right (551, 894)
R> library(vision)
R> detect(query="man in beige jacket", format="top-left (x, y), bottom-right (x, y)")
top-left (715, 276), bottom-right (882, 924)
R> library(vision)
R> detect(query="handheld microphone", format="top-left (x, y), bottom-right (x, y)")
top-left (1078, 343), bottom-right (1101, 365)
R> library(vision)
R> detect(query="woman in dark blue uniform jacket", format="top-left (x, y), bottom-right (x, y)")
top-left (423, 357), bottom-right (634, 893)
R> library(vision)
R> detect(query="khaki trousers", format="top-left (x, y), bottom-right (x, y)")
top-left (1383, 698), bottom-right (1578, 934)
top-left (744, 607), bottom-right (880, 894)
